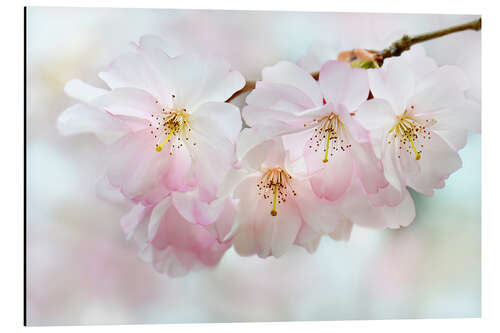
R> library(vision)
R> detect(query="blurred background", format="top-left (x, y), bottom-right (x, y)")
top-left (26, 7), bottom-right (481, 325)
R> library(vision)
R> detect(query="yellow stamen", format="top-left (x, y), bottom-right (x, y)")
top-left (155, 127), bottom-right (175, 152)
top-left (405, 130), bottom-right (421, 160)
top-left (323, 130), bottom-right (331, 163)
top-left (270, 184), bottom-right (278, 217)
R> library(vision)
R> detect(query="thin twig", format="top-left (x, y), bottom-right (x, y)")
top-left (377, 18), bottom-right (481, 63)
top-left (227, 18), bottom-right (481, 102)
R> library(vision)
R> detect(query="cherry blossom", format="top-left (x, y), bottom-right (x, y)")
top-left (294, 177), bottom-right (416, 253)
top-left (356, 49), bottom-right (477, 196)
top-left (228, 135), bottom-right (343, 258)
top-left (118, 189), bottom-right (236, 277)
top-left (228, 133), bottom-right (415, 259)
top-left (58, 36), bottom-right (245, 203)
top-left (242, 60), bottom-right (391, 203)
top-left (56, 26), bottom-right (480, 275)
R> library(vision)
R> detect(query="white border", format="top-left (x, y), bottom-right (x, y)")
top-left (2, 0), bottom-right (497, 332)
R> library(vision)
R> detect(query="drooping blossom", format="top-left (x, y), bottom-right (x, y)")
top-left (227, 133), bottom-right (415, 259)
top-left (294, 176), bottom-right (416, 253)
top-left (113, 183), bottom-right (236, 277)
top-left (242, 60), bottom-right (392, 203)
top-left (58, 36), bottom-right (245, 203)
top-left (356, 48), bottom-right (478, 196)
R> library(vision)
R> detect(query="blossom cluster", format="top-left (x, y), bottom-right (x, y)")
top-left (58, 36), bottom-right (479, 277)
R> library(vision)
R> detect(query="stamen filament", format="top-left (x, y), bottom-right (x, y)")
top-left (405, 130), bottom-right (421, 160)
top-left (156, 127), bottom-right (175, 152)
top-left (270, 184), bottom-right (278, 216)
top-left (323, 130), bottom-right (331, 163)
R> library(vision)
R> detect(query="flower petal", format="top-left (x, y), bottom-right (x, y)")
top-left (148, 196), bottom-right (172, 241)
top-left (262, 61), bottom-right (323, 106)
top-left (270, 201), bottom-right (302, 257)
top-left (236, 127), bottom-right (288, 166)
top-left (98, 51), bottom-right (168, 100)
top-left (428, 99), bottom-right (481, 137)
top-left (351, 140), bottom-right (389, 194)
top-left (307, 149), bottom-right (354, 201)
top-left (245, 81), bottom-right (316, 118)
top-left (294, 224), bottom-right (322, 253)
top-left (149, 53), bottom-right (244, 109)
top-left (92, 88), bottom-right (159, 120)
top-left (294, 180), bottom-right (344, 234)
top-left (399, 45), bottom-right (438, 80)
top-left (57, 103), bottom-right (129, 144)
top-left (149, 202), bottom-right (230, 276)
top-left (319, 60), bottom-right (369, 110)
top-left (433, 127), bottom-right (468, 151)
top-left (355, 98), bottom-right (396, 131)
top-left (204, 198), bottom-right (236, 242)
top-left (186, 130), bottom-right (234, 202)
top-left (297, 41), bottom-right (340, 73)
top-left (381, 140), bottom-right (405, 192)
top-left (233, 224), bottom-right (258, 257)
top-left (408, 65), bottom-right (469, 113)
top-left (368, 59), bottom-right (416, 112)
top-left (329, 218), bottom-right (354, 241)
top-left (250, 198), bottom-right (301, 258)
top-left (337, 179), bottom-right (415, 229)
top-left (121, 203), bottom-right (148, 240)
top-left (406, 131), bottom-right (463, 196)
top-left (233, 173), bottom-right (301, 258)
top-left (379, 188), bottom-right (416, 229)
top-left (160, 143), bottom-right (193, 193)
top-left (190, 101), bottom-right (242, 145)
top-left (171, 190), bottom-right (226, 226)
top-left (105, 129), bottom-right (172, 200)
top-left (64, 79), bottom-right (108, 102)
top-left (95, 175), bottom-right (127, 204)
top-left (355, 98), bottom-right (396, 158)
top-left (135, 34), bottom-right (184, 58)
top-left (366, 182), bottom-right (406, 207)
top-left (233, 173), bottom-right (261, 223)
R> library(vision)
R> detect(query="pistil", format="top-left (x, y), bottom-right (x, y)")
top-left (270, 184), bottom-right (278, 216)
top-left (155, 128), bottom-right (175, 152)
top-left (405, 131), bottom-right (421, 160)
top-left (388, 108), bottom-right (433, 160)
top-left (306, 112), bottom-right (351, 163)
top-left (150, 98), bottom-right (195, 153)
top-left (257, 167), bottom-right (296, 217)
top-left (323, 130), bottom-right (332, 163)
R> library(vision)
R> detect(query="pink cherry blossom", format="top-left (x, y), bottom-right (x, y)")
top-left (228, 134), bottom-right (343, 258)
top-left (356, 49), bottom-right (477, 196)
top-left (58, 36), bottom-right (245, 203)
top-left (242, 60), bottom-right (391, 203)
top-left (119, 189), bottom-right (236, 277)
top-left (294, 177), bottom-right (416, 253)
top-left (55, 28), bottom-right (480, 276)
top-left (229, 133), bottom-right (414, 259)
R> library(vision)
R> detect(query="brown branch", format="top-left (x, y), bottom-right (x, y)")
top-left (227, 18), bottom-right (481, 102)
top-left (377, 17), bottom-right (481, 64)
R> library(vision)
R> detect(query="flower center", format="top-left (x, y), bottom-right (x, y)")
top-left (149, 95), bottom-right (195, 154)
top-left (305, 112), bottom-right (351, 163)
top-left (257, 167), bottom-right (296, 217)
top-left (387, 105), bottom-right (435, 160)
